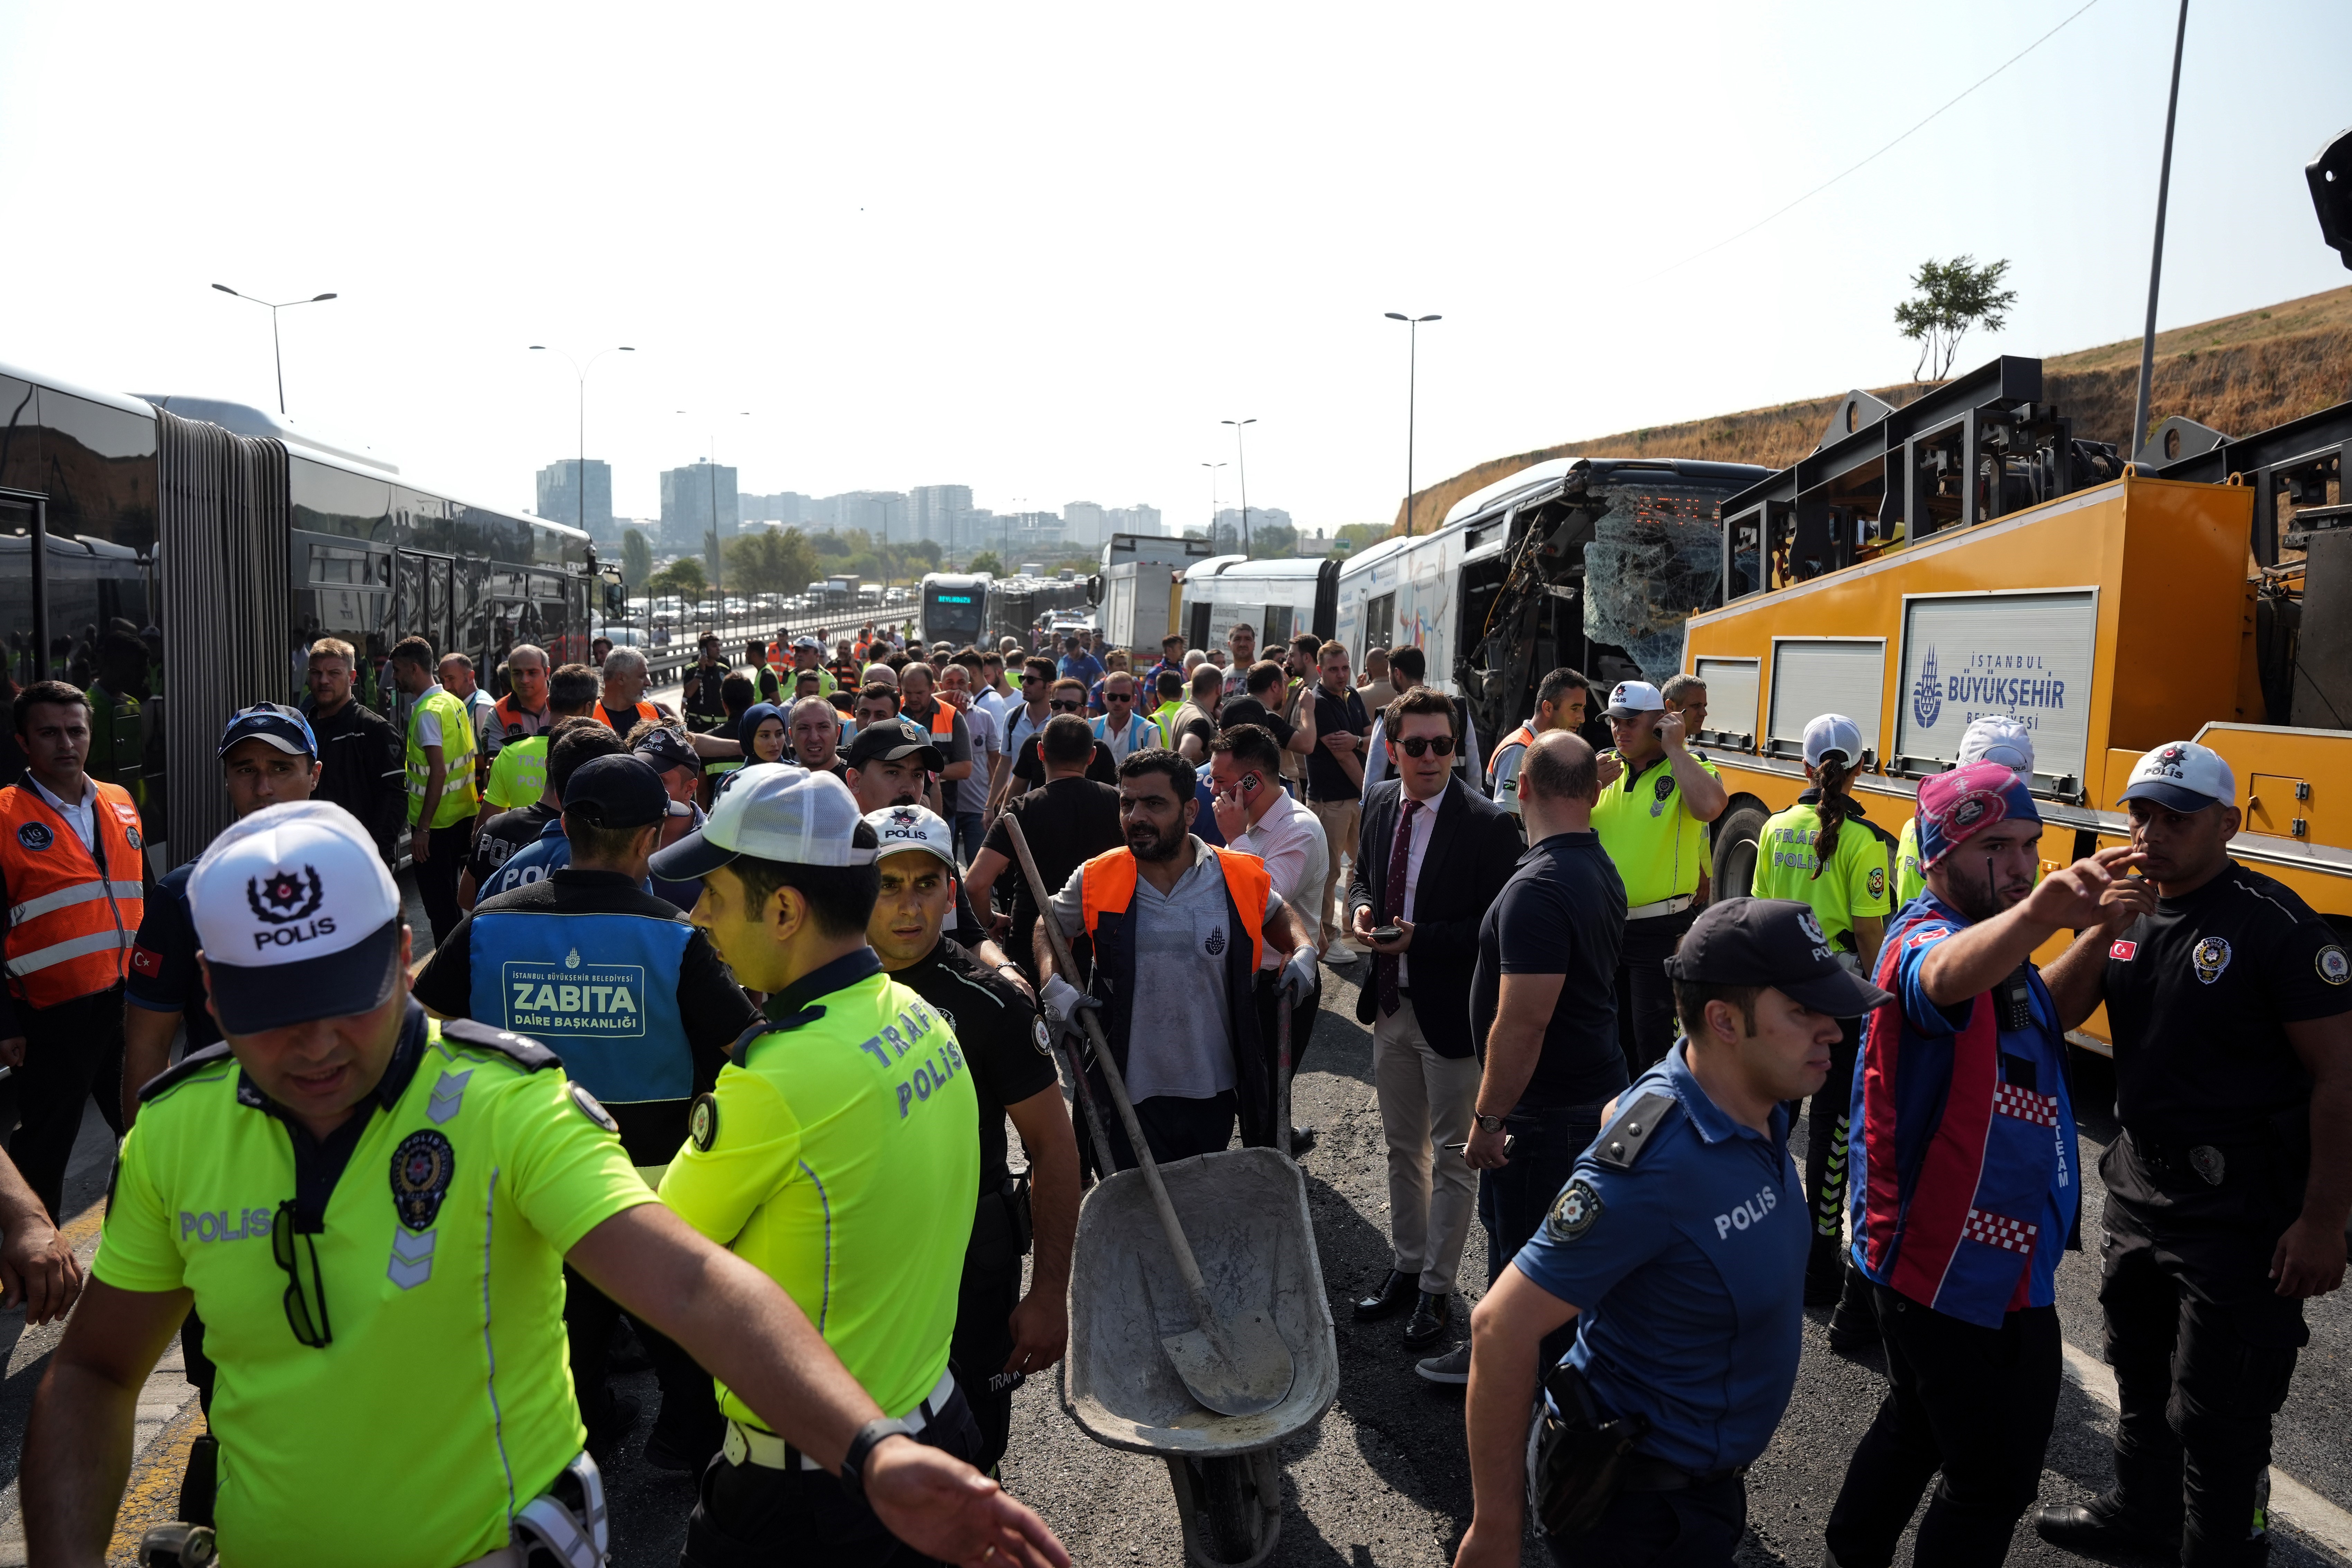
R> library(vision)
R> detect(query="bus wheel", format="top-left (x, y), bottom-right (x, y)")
top-left (1711, 802), bottom-right (1769, 900)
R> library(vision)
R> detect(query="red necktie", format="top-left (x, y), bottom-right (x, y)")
top-left (1377, 797), bottom-right (1421, 1017)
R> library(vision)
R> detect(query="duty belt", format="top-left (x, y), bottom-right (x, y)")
top-left (1619, 1453), bottom-right (1748, 1493)
top-left (724, 1365), bottom-right (959, 1472)
top-left (2128, 1128), bottom-right (2249, 1189)
top-left (450, 1450), bottom-right (608, 1568)
top-left (1625, 895), bottom-right (1695, 921)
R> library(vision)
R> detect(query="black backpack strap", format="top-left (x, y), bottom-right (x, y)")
top-left (439, 1017), bottom-right (561, 1072)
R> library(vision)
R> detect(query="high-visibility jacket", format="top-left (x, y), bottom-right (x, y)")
top-left (404, 689), bottom-right (480, 829)
top-left (0, 779), bottom-right (145, 1008)
top-left (491, 694), bottom-right (550, 745)
top-left (1075, 845), bottom-right (1279, 1149)
top-left (595, 699), bottom-right (659, 734)
top-left (1486, 722), bottom-right (1538, 789)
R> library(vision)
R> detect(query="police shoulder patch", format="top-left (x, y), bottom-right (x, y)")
top-left (689, 1091), bottom-right (720, 1151)
top-left (2319, 945), bottom-right (2351, 986)
top-left (439, 1017), bottom-right (561, 1072)
top-left (1546, 1178), bottom-right (1603, 1242)
top-left (1032, 1016), bottom-right (1055, 1058)
top-left (1867, 866), bottom-right (1887, 899)
top-left (568, 1081), bottom-right (620, 1135)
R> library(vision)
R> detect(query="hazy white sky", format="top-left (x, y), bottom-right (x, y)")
top-left (3, 0), bottom-right (2346, 534)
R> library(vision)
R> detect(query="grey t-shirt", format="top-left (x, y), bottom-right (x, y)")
top-left (1048, 837), bottom-right (1284, 1103)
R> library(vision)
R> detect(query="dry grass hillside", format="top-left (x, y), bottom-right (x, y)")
top-left (1391, 283), bottom-right (2352, 533)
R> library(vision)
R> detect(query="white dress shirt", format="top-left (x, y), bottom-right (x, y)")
top-left (1232, 789), bottom-right (1330, 959)
top-left (27, 772), bottom-right (98, 854)
top-left (1390, 786), bottom-right (1441, 985)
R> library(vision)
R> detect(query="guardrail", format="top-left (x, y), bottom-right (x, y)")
top-left (619, 601), bottom-right (915, 685)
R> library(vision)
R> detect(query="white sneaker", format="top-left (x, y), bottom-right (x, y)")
top-left (1414, 1343), bottom-right (1471, 1385)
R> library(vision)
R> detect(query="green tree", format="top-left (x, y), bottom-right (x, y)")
top-left (1247, 520), bottom-right (1299, 559)
top-left (724, 527), bottom-right (820, 597)
top-left (812, 531), bottom-right (851, 559)
top-left (619, 526), bottom-right (653, 589)
top-left (966, 550), bottom-right (1006, 575)
top-left (648, 555), bottom-right (708, 609)
top-left (1895, 255), bottom-right (2016, 381)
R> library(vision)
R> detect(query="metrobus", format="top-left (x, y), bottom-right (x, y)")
top-left (0, 361), bottom-right (617, 869)
top-left (918, 572), bottom-right (989, 648)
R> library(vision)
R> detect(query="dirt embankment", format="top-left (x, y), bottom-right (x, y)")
top-left (1391, 284), bottom-right (2352, 533)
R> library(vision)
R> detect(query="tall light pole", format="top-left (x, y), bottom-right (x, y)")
top-left (677, 410), bottom-right (750, 599)
top-left (212, 284), bottom-right (338, 415)
top-left (1384, 312), bottom-right (1441, 536)
top-left (528, 345), bottom-right (634, 537)
top-left (1201, 461), bottom-right (1226, 545)
top-left (2131, 0), bottom-right (2190, 456)
top-left (1221, 419), bottom-right (1256, 557)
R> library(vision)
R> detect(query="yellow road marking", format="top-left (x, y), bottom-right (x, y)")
top-left (105, 1402), bottom-right (205, 1566)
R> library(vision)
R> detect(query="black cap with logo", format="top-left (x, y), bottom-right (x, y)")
top-left (1663, 897), bottom-right (1894, 1017)
top-left (844, 717), bottom-right (943, 772)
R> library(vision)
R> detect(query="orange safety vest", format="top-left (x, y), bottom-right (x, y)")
top-left (494, 693), bottom-right (550, 739)
top-left (594, 700), bottom-right (659, 734)
top-left (1078, 845), bottom-right (1270, 973)
top-left (0, 780), bottom-right (145, 1009)
top-left (1487, 722), bottom-right (1538, 788)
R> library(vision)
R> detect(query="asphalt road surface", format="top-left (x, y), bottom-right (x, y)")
top-left (2, 896), bottom-right (2342, 1566)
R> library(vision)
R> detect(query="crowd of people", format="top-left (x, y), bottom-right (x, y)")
top-left (0, 613), bottom-right (2332, 1568)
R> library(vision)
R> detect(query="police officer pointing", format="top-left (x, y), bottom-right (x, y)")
top-left (1454, 899), bottom-right (1890, 1568)
top-left (2034, 742), bottom-right (2352, 1568)
top-left (22, 801), bottom-right (1067, 1568)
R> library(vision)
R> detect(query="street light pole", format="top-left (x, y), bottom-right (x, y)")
top-left (2131, 0), bottom-right (2190, 456)
top-left (212, 284), bottom-right (339, 415)
top-left (1222, 419), bottom-right (1256, 556)
top-left (677, 410), bottom-right (750, 603)
top-left (1384, 312), bottom-right (1441, 536)
top-left (528, 345), bottom-right (634, 536)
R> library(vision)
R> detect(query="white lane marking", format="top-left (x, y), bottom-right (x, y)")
top-left (2061, 1340), bottom-right (2352, 1559)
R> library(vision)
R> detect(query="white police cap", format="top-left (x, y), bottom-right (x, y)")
top-left (648, 762), bottom-right (876, 880)
top-left (186, 801), bottom-right (403, 1034)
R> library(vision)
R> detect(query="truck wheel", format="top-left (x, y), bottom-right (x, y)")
top-left (1712, 803), bottom-right (1769, 900)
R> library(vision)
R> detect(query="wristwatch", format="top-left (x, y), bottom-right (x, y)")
top-left (1474, 1112), bottom-right (1506, 1134)
top-left (838, 1416), bottom-right (915, 1505)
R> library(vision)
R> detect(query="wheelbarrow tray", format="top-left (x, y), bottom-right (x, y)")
top-left (1063, 1146), bottom-right (1338, 1457)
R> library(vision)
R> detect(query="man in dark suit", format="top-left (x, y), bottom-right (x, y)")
top-left (1346, 687), bottom-right (1525, 1352)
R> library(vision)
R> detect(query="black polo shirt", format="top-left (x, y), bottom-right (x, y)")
top-left (468, 800), bottom-right (559, 888)
top-left (983, 777), bottom-right (1123, 967)
top-left (2104, 860), bottom-right (2352, 1146)
top-left (1471, 829), bottom-right (1630, 1108)
top-left (888, 939), bottom-right (1060, 1198)
top-left (1307, 685), bottom-right (1369, 803)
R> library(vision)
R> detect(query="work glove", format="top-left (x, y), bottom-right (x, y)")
top-left (1278, 946), bottom-right (1321, 1005)
top-left (1040, 974), bottom-right (1102, 1028)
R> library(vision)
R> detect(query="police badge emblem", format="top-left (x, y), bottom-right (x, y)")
top-left (688, 1092), bottom-right (719, 1152)
top-left (1867, 866), bottom-right (1886, 900)
top-left (2318, 945), bottom-right (2351, 986)
top-left (2191, 936), bottom-right (2232, 985)
top-left (569, 1081), bottom-right (620, 1134)
top-left (1545, 1178), bottom-right (1603, 1242)
top-left (390, 1130), bottom-right (455, 1232)
top-left (2188, 1145), bottom-right (2227, 1186)
top-left (1653, 774), bottom-right (1675, 801)
top-left (1031, 1017), bottom-right (1055, 1058)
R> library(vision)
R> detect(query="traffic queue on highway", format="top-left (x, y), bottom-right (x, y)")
top-left (0, 612), bottom-right (2335, 1568)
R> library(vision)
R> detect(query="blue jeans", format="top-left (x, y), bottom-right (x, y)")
top-left (953, 811), bottom-right (984, 871)
top-left (1479, 1099), bottom-right (1608, 1369)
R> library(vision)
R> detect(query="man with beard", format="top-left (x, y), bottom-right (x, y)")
top-left (862, 804), bottom-right (1078, 1476)
top-left (1825, 763), bottom-right (2141, 1568)
top-left (1035, 749), bottom-right (1317, 1171)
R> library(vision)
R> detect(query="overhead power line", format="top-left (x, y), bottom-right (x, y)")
top-left (1650, 0), bottom-right (2104, 280)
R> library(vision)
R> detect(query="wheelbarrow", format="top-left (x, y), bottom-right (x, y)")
top-left (1001, 820), bottom-right (1338, 1567)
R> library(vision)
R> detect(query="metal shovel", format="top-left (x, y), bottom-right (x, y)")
top-left (1003, 816), bottom-right (1295, 1418)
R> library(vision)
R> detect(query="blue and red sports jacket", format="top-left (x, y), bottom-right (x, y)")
top-left (1846, 891), bottom-right (2078, 1328)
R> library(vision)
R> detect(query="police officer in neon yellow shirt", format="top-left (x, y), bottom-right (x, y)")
top-left (1894, 715), bottom-right (2037, 907)
top-left (650, 764), bottom-right (991, 1566)
top-left (391, 635), bottom-right (480, 951)
top-left (1749, 713), bottom-right (1896, 1309)
top-left (24, 801), bottom-right (1068, 1568)
top-left (1591, 679), bottom-right (1729, 1078)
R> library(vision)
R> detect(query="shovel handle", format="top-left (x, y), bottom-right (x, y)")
top-left (1001, 817), bottom-right (1215, 1312)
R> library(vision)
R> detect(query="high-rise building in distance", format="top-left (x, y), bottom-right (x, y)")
top-left (537, 459), bottom-right (614, 541)
top-left (660, 461), bottom-right (739, 554)
top-left (741, 491), bottom-right (814, 524)
top-left (910, 485), bottom-right (974, 546)
top-left (1104, 503), bottom-right (1163, 537)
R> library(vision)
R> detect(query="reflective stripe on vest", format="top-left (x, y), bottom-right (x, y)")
top-left (0, 781), bottom-right (146, 1007)
top-left (464, 909), bottom-right (695, 1103)
top-left (405, 689), bottom-right (480, 828)
top-left (1078, 845), bottom-right (1270, 972)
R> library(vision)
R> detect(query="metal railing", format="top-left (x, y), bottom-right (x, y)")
top-left (616, 595), bottom-right (915, 683)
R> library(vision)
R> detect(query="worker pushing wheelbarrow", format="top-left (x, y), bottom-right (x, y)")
top-left (1006, 815), bottom-right (1338, 1568)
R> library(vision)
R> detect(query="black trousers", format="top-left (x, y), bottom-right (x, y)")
top-left (7, 985), bottom-right (125, 1221)
top-left (562, 1265), bottom-right (720, 1459)
top-left (2098, 1132), bottom-right (2307, 1568)
top-left (1255, 976), bottom-right (1320, 1085)
top-left (952, 1193), bottom-right (1029, 1475)
top-left (414, 820), bottom-right (470, 949)
top-left (1825, 1289), bottom-right (2060, 1568)
top-left (1804, 1018), bottom-right (1862, 1277)
top-left (1479, 1100), bottom-right (1606, 1371)
top-left (1616, 909), bottom-right (1696, 1081)
top-left (680, 1384), bottom-right (982, 1567)
top-left (1546, 1472), bottom-right (1747, 1568)
top-left (1076, 1087), bottom-right (1237, 1180)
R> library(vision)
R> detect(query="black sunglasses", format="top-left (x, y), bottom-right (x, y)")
top-left (1049, 699), bottom-right (1083, 712)
top-left (1105, 691), bottom-right (1133, 702)
top-left (1399, 735), bottom-right (1457, 758)
top-left (272, 1200), bottom-right (332, 1349)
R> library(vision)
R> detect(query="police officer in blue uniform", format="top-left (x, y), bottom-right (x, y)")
top-left (411, 752), bottom-right (761, 1469)
top-left (1452, 898), bottom-right (1892, 1568)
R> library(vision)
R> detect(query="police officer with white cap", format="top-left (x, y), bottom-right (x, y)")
top-left (2033, 741), bottom-right (2352, 1567)
top-left (22, 799), bottom-right (1068, 1568)
top-left (1453, 897), bottom-right (1892, 1568)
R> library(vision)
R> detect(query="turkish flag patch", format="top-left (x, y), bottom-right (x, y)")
top-left (2110, 940), bottom-right (2138, 961)
top-left (129, 945), bottom-right (162, 978)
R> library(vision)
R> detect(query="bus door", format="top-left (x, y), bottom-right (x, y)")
top-left (0, 490), bottom-right (46, 788)
top-left (394, 550), bottom-right (455, 728)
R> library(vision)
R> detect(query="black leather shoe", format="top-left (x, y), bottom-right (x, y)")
top-left (1403, 1291), bottom-right (1451, 1349)
top-left (1826, 1265), bottom-right (1878, 1355)
top-left (1289, 1126), bottom-right (1319, 1159)
top-left (1804, 1234), bottom-right (1846, 1307)
top-left (2034, 1498), bottom-right (2180, 1556)
top-left (1352, 1269), bottom-right (1414, 1321)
